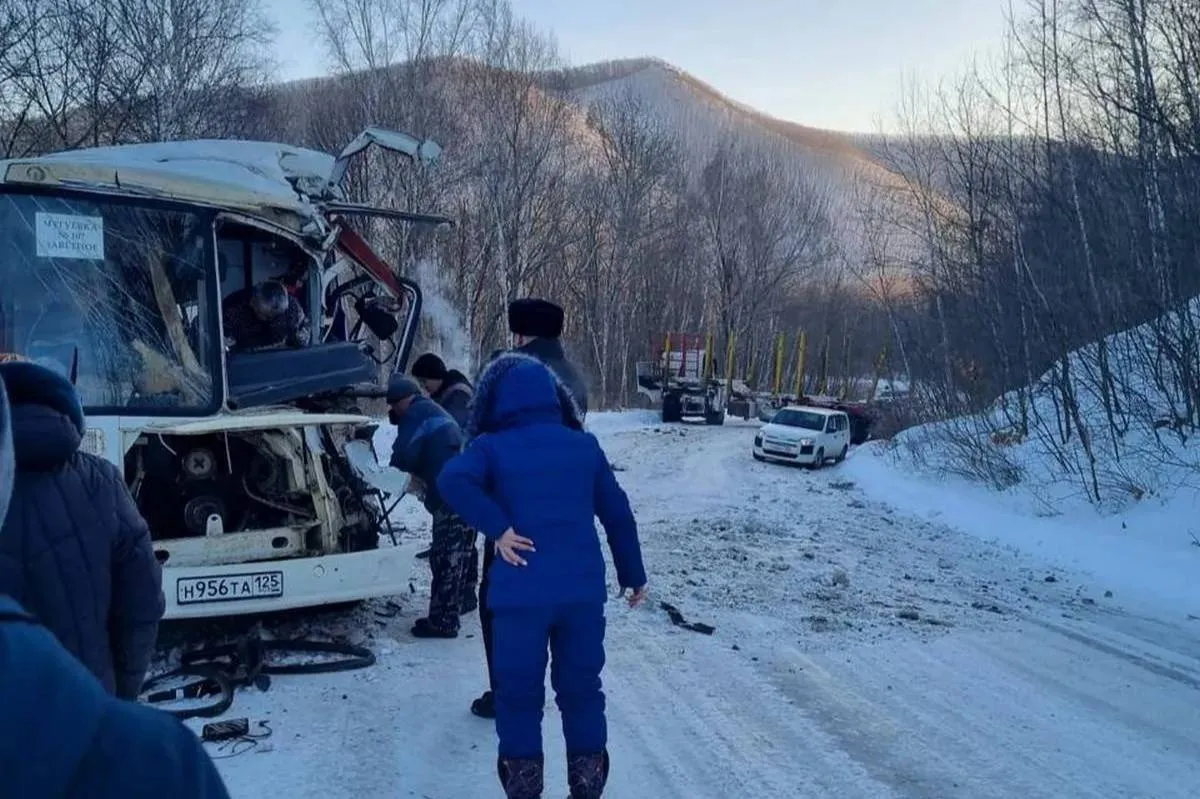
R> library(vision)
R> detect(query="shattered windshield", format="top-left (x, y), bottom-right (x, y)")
top-left (772, 409), bottom-right (826, 431)
top-left (0, 190), bottom-right (219, 413)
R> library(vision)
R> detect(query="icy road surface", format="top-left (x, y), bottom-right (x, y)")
top-left (195, 416), bottom-right (1200, 798)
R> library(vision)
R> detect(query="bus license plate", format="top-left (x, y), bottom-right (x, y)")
top-left (176, 571), bottom-right (284, 605)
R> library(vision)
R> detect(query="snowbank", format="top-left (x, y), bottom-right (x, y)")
top-left (845, 444), bottom-right (1200, 618)
top-left (901, 301), bottom-right (1200, 514)
top-left (848, 302), bottom-right (1200, 618)
top-left (583, 409), bottom-right (661, 435)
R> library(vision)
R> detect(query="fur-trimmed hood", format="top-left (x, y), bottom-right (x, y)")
top-left (465, 352), bottom-right (583, 439)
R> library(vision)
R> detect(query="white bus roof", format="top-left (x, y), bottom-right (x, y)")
top-left (0, 140), bottom-right (339, 229)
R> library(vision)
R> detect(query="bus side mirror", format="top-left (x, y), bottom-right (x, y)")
top-left (354, 295), bottom-right (399, 340)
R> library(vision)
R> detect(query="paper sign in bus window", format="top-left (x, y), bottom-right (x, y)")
top-left (35, 212), bottom-right (105, 260)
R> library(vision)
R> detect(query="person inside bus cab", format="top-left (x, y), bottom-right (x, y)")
top-left (222, 279), bottom-right (310, 353)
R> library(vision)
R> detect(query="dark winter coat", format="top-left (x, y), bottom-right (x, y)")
top-left (430, 369), bottom-right (474, 429)
top-left (0, 368), bottom-right (12, 528)
top-left (389, 395), bottom-right (465, 515)
top-left (0, 595), bottom-right (231, 799)
top-left (437, 353), bottom-right (645, 609)
top-left (515, 336), bottom-right (589, 418)
top-left (0, 361), bottom-right (165, 699)
top-left (222, 286), bottom-right (310, 352)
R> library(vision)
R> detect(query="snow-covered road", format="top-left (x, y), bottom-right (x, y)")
top-left (196, 416), bottom-right (1200, 798)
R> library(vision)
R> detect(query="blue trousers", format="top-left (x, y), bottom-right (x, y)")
top-left (491, 602), bottom-right (607, 759)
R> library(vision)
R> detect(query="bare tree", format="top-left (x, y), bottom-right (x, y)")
top-left (565, 91), bottom-right (682, 404)
top-left (116, 0), bottom-right (276, 141)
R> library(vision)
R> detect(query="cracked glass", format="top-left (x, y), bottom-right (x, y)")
top-left (0, 190), bottom-right (219, 413)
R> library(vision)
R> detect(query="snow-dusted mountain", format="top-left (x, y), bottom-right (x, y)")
top-left (548, 57), bottom-right (927, 277)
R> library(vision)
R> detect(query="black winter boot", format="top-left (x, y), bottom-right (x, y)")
top-left (497, 755), bottom-right (544, 799)
top-left (567, 750), bottom-right (610, 799)
top-left (411, 617), bottom-right (457, 638)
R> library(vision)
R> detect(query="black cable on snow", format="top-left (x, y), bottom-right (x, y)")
top-left (139, 633), bottom-right (376, 720)
top-left (141, 666), bottom-right (235, 719)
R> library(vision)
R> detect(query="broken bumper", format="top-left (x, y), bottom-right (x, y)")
top-left (162, 545), bottom-right (418, 620)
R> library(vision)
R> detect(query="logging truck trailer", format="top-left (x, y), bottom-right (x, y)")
top-left (0, 127), bottom-right (452, 620)
top-left (635, 332), bottom-right (731, 425)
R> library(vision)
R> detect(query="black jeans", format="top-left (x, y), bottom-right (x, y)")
top-left (480, 542), bottom-right (496, 689)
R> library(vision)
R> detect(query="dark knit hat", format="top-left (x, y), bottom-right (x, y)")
top-left (508, 298), bottom-right (564, 339)
top-left (0, 360), bottom-right (85, 435)
top-left (410, 353), bottom-right (448, 380)
top-left (385, 374), bottom-right (423, 403)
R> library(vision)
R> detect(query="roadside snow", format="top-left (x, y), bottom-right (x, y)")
top-left (846, 301), bottom-right (1200, 621)
top-left (583, 409), bottom-right (660, 435)
top-left (843, 442), bottom-right (1200, 620)
top-left (176, 413), bottom-right (1200, 798)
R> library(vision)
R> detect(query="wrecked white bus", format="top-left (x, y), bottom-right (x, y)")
top-left (0, 128), bottom-right (448, 619)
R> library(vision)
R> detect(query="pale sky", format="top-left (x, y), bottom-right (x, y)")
top-left (265, 0), bottom-right (1010, 134)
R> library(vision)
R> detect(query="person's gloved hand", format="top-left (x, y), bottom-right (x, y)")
top-left (404, 476), bottom-right (427, 500)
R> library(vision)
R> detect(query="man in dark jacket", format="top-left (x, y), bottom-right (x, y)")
top-left (468, 298), bottom-right (590, 720)
top-left (386, 374), bottom-right (476, 638)
top-left (411, 352), bottom-right (475, 428)
top-left (508, 298), bottom-right (589, 417)
top-left (0, 595), bottom-right (232, 798)
top-left (410, 352), bottom-right (479, 610)
top-left (0, 369), bottom-right (229, 798)
top-left (0, 360), bottom-right (165, 698)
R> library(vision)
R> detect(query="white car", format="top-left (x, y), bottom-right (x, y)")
top-left (752, 406), bottom-right (851, 467)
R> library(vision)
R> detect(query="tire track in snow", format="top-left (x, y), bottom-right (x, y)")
top-left (761, 621), bottom-right (1200, 799)
top-left (602, 613), bottom-right (896, 798)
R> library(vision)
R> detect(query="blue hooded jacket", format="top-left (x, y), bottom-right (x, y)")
top-left (0, 364), bottom-right (12, 527)
top-left (0, 596), bottom-right (231, 798)
top-left (437, 353), bottom-right (646, 609)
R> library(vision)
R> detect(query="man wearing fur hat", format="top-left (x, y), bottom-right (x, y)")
top-left (507, 298), bottom-right (589, 417)
top-left (468, 298), bottom-right (590, 720)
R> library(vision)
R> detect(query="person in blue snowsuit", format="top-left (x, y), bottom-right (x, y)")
top-left (0, 368), bottom-right (231, 798)
top-left (437, 352), bottom-right (649, 799)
